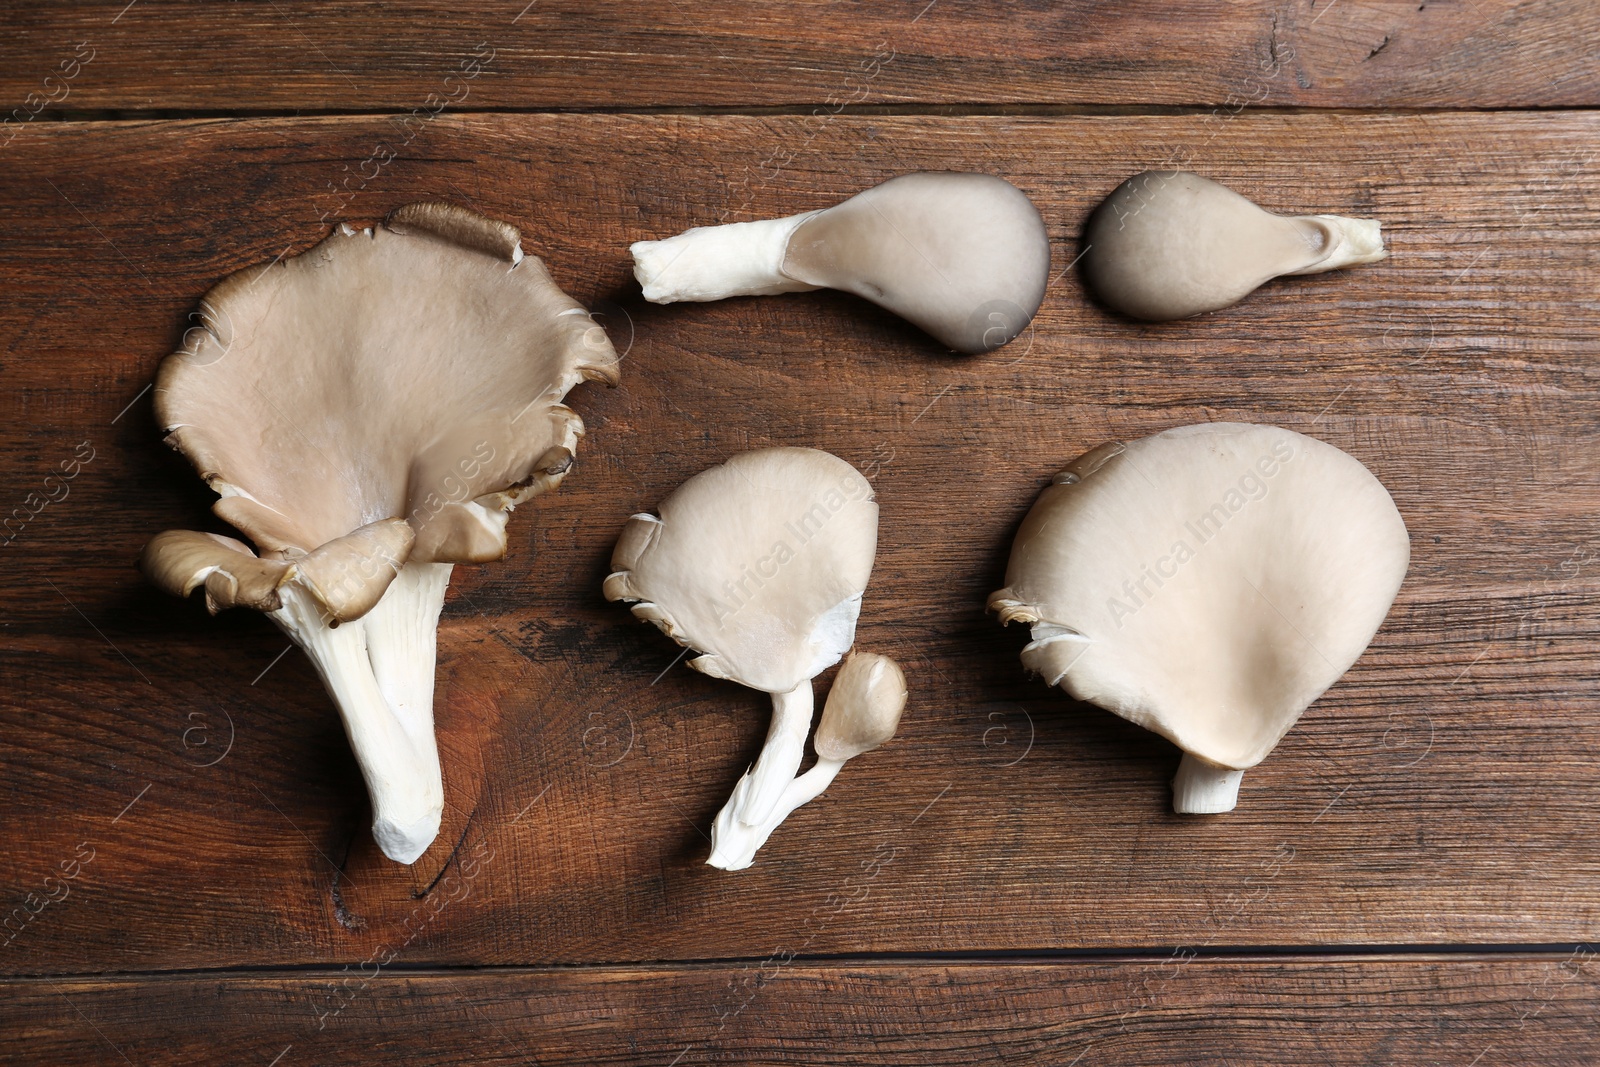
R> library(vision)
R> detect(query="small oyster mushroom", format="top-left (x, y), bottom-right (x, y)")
top-left (709, 651), bottom-right (907, 870)
top-left (141, 202), bottom-right (619, 863)
top-left (631, 172), bottom-right (1051, 353)
top-left (988, 423), bottom-right (1409, 812)
top-left (1082, 171), bottom-right (1386, 321)
top-left (603, 447), bottom-right (882, 863)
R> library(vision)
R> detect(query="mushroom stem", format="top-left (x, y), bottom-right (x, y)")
top-left (630, 212), bottom-right (823, 303)
top-left (708, 756), bottom-right (847, 871)
top-left (730, 681), bottom-right (816, 827)
top-left (1287, 215), bottom-right (1388, 274)
top-left (362, 561), bottom-right (452, 754)
top-left (270, 581), bottom-right (444, 865)
top-left (1172, 752), bottom-right (1244, 815)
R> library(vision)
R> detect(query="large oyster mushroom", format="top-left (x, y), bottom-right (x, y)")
top-left (604, 447), bottom-right (891, 867)
top-left (141, 202), bottom-right (619, 863)
top-left (988, 423), bottom-right (1409, 812)
top-left (631, 172), bottom-right (1051, 353)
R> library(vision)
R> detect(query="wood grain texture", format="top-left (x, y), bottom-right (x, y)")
top-left (4, 957), bottom-right (1598, 1066)
top-left (0, 112), bottom-right (1596, 980)
top-left (0, 1), bottom-right (1596, 113)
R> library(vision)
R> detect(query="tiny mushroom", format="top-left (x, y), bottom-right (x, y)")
top-left (1082, 171), bottom-right (1387, 321)
top-left (142, 202), bottom-right (619, 864)
top-left (631, 172), bottom-right (1051, 353)
top-left (710, 651), bottom-right (907, 870)
top-left (604, 447), bottom-right (900, 868)
top-left (988, 423), bottom-right (1409, 812)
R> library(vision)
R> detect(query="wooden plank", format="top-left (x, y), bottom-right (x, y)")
top-left (4, 957), bottom-right (1598, 1065)
top-left (0, 112), bottom-right (1596, 973)
top-left (0, 1), bottom-right (1595, 114)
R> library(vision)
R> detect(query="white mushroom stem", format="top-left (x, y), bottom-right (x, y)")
top-left (727, 681), bottom-right (816, 828)
top-left (709, 756), bottom-right (847, 871)
top-left (269, 566), bottom-right (446, 865)
top-left (1287, 215), bottom-right (1388, 274)
top-left (1171, 752), bottom-right (1245, 815)
top-left (363, 561), bottom-right (452, 750)
top-left (630, 212), bottom-right (822, 303)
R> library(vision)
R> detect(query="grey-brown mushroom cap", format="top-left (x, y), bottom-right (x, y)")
top-left (151, 201), bottom-right (619, 619)
top-left (989, 423), bottom-right (1409, 770)
top-left (1082, 171), bottom-right (1346, 321)
top-left (782, 172), bottom-right (1051, 353)
top-left (604, 448), bottom-right (878, 695)
top-left (141, 530), bottom-right (292, 615)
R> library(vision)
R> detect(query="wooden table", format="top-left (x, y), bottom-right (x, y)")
top-left (2, 3), bottom-right (1596, 1063)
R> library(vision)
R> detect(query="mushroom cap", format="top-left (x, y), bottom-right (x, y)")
top-left (989, 423), bottom-right (1409, 770)
top-left (148, 202), bottom-right (618, 620)
top-left (1083, 171), bottom-right (1344, 321)
top-left (140, 530), bottom-right (292, 615)
top-left (783, 172), bottom-right (1051, 353)
top-left (604, 448), bottom-right (878, 694)
top-left (814, 652), bottom-right (907, 761)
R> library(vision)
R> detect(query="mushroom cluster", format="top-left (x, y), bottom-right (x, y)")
top-left (140, 152), bottom-right (1408, 871)
top-left (989, 423), bottom-right (1409, 812)
top-left (604, 447), bottom-right (906, 869)
top-left (142, 203), bottom-right (619, 863)
top-left (631, 172), bottom-right (1051, 353)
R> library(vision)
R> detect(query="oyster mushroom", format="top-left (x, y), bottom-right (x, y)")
top-left (988, 423), bottom-right (1409, 812)
top-left (709, 651), bottom-right (907, 870)
top-left (1082, 171), bottom-right (1386, 321)
top-left (603, 447), bottom-right (884, 865)
top-left (631, 172), bottom-right (1051, 353)
top-left (141, 202), bottom-right (619, 863)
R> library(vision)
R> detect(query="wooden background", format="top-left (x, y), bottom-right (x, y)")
top-left (1, 2), bottom-right (1596, 1064)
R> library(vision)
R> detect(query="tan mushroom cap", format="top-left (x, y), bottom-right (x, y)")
top-left (814, 652), bottom-right (907, 762)
top-left (148, 202), bottom-right (619, 620)
top-left (989, 423), bottom-right (1409, 770)
top-left (141, 520), bottom-right (414, 621)
top-left (605, 447), bottom-right (878, 695)
top-left (141, 530), bottom-right (292, 614)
